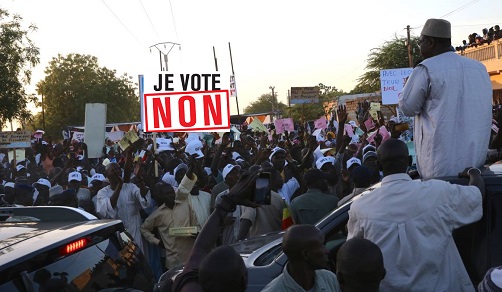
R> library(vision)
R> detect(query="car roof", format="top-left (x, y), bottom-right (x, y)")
top-left (0, 206), bottom-right (122, 271)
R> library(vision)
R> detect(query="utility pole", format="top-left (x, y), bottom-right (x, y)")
top-left (406, 25), bottom-right (413, 67)
top-left (269, 86), bottom-right (276, 120)
top-left (149, 42), bottom-right (181, 71)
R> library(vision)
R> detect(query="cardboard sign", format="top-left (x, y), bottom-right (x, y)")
top-left (344, 124), bottom-right (354, 137)
top-left (0, 131), bottom-right (32, 148)
top-left (364, 118), bottom-right (375, 131)
top-left (290, 87), bottom-right (320, 104)
top-left (72, 131), bottom-right (85, 142)
top-left (230, 74), bottom-right (237, 97)
top-left (118, 130), bottom-right (140, 151)
top-left (8, 149), bottom-right (25, 163)
top-left (141, 72), bottom-right (231, 132)
top-left (380, 68), bottom-right (413, 105)
top-left (274, 118), bottom-right (294, 134)
top-left (314, 116), bottom-right (327, 129)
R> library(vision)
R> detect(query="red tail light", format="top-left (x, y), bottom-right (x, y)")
top-left (60, 238), bottom-right (89, 255)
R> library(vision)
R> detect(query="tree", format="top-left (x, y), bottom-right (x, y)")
top-left (244, 93), bottom-right (287, 114)
top-left (0, 9), bottom-right (40, 127)
top-left (351, 35), bottom-right (422, 94)
top-left (36, 53), bottom-right (140, 138)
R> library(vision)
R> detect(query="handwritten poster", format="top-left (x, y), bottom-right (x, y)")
top-left (380, 68), bottom-right (413, 105)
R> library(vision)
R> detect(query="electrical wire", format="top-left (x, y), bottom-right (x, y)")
top-left (139, 0), bottom-right (162, 41)
top-left (169, 0), bottom-right (180, 43)
top-left (411, 0), bottom-right (482, 29)
top-left (440, 0), bottom-right (480, 18)
top-left (101, 0), bottom-right (143, 46)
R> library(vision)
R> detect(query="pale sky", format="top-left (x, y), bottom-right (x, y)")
top-left (3, 0), bottom-right (500, 117)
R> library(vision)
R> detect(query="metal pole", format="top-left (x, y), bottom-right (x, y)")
top-left (159, 51), bottom-right (163, 71)
top-left (406, 25), bottom-right (413, 67)
top-left (228, 42), bottom-right (240, 115)
top-left (213, 46), bottom-right (218, 71)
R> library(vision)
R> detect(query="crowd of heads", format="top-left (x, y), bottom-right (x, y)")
top-left (3, 93), bottom-right (502, 290)
top-left (456, 24), bottom-right (501, 52)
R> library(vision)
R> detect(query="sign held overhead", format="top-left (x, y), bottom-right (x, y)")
top-left (0, 131), bottom-right (32, 148)
top-left (290, 87), bottom-right (320, 104)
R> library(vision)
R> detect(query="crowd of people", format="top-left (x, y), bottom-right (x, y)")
top-left (1, 17), bottom-right (502, 291)
top-left (455, 24), bottom-right (501, 52)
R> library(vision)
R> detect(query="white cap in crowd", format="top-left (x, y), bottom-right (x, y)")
top-left (222, 164), bottom-right (241, 180)
top-left (33, 178), bottom-right (51, 189)
top-left (269, 147), bottom-right (286, 161)
top-left (68, 172), bottom-right (82, 182)
top-left (347, 157), bottom-right (362, 170)
top-left (185, 140), bottom-right (204, 158)
top-left (316, 156), bottom-right (336, 170)
top-left (90, 173), bottom-right (105, 182)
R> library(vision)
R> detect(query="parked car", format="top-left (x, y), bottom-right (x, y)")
top-left (0, 206), bottom-right (155, 291)
top-left (158, 162), bottom-right (502, 291)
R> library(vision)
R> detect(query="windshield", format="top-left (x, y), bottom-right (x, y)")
top-left (230, 233), bottom-right (284, 255)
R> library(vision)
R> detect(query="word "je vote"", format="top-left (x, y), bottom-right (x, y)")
top-left (153, 73), bottom-right (221, 91)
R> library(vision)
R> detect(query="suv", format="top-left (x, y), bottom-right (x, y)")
top-left (0, 206), bottom-right (155, 291)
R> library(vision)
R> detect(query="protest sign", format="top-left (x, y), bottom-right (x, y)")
top-left (314, 116), bottom-right (327, 129)
top-left (369, 102), bottom-right (380, 120)
top-left (106, 131), bottom-right (124, 142)
top-left (380, 68), bottom-right (412, 105)
top-left (141, 72), bottom-right (231, 132)
top-left (274, 118), bottom-right (294, 134)
top-left (364, 118), bottom-right (375, 132)
top-left (290, 87), bottom-right (319, 104)
top-left (118, 130), bottom-right (140, 151)
top-left (0, 131), bottom-right (32, 148)
top-left (8, 149), bottom-right (25, 162)
top-left (72, 131), bottom-right (85, 142)
top-left (230, 74), bottom-right (237, 97)
top-left (344, 124), bottom-right (354, 137)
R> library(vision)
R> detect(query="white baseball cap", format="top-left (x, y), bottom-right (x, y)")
top-left (16, 165), bottom-right (26, 172)
top-left (316, 156), bottom-right (336, 170)
top-left (347, 157), bottom-right (362, 170)
top-left (185, 140), bottom-right (204, 158)
top-left (33, 178), bottom-right (51, 189)
top-left (68, 171), bottom-right (82, 182)
top-left (222, 164), bottom-right (241, 180)
top-left (90, 173), bottom-right (105, 182)
top-left (269, 147), bottom-right (286, 161)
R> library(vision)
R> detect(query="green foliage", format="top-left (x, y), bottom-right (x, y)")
top-left (0, 9), bottom-right (40, 126)
top-left (36, 53), bottom-right (140, 138)
top-left (244, 93), bottom-right (287, 114)
top-left (352, 35), bottom-right (422, 94)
